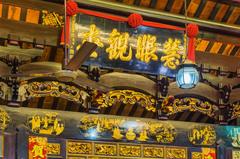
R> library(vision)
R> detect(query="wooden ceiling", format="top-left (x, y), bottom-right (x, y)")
top-left (103, 0), bottom-right (240, 57)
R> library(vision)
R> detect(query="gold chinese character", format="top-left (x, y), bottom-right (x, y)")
top-left (81, 24), bottom-right (104, 58)
top-left (106, 29), bottom-right (132, 61)
top-left (161, 38), bottom-right (182, 70)
top-left (136, 34), bottom-right (158, 63)
top-left (32, 145), bottom-right (44, 158)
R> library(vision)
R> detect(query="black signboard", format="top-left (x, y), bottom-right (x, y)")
top-left (69, 14), bottom-right (185, 77)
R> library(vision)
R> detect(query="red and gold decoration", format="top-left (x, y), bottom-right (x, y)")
top-left (191, 148), bottom-right (216, 159)
top-left (161, 96), bottom-right (219, 119)
top-left (61, 0), bottom-right (184, 45)
top-left (186, 24), bottom-right (199, 63)
top-left (29, 136), bottom-right (47, 159)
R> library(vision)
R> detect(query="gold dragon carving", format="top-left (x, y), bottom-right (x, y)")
top-left (94, 90), bottom-right (156, 112)
top-left (161, 96), bottom-right (219, 118)
top-left (21, 81), bottom-right (86, 103)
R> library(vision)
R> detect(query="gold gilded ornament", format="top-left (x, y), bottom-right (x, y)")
top-left (42, 10), bottom-right (63, 27)
top-left (161, 38), bottom-right (183, 69)
top-left (188, 125), bottom-right (216, 146)
top-left (95, 90), bottom-right (156, 112)
top-left (23, 81), bottom-right (85, 104)
top-left (137, 129), bottom-right (149, 141)
top-left (126, 128), bottom-right (136, 141)
top-left (143, 146), bottom-right (164, 158)
top-left (165, 147), bottom-right (187, 159)
top-left (119, 145), bottom-right (141, 157)
top-left (67, 141), bottom-right (92, 155)
top-left (27, 113), bottom-right (64, 135)
top-left (94, 143), bottom-right (117, 156)
top-left (233, 150), bottom-right (240, 159)
top-left (106, 29), bottom-right (132, 61)
top-left (0, 108), bottom-right (10, 131)
top-left (161, 97), bottom-right (219, 119)
top-left (47, 143), bottom-right (61, 155)
top-left (136, 34), bottom-right (158, 63)
top-left (112, 127), bottom-right (123, 140)
top-left (232, 103), bottom-right (240, 119)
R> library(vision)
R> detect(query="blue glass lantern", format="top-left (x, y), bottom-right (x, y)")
top-left (176, 63), bottom-right (199, 89)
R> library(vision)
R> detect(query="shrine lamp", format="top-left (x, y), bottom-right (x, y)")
top-left (176, 24), bottom-right (199, 89)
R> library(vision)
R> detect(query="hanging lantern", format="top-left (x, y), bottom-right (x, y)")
top-left (176, 24), bottom-right (199, 89)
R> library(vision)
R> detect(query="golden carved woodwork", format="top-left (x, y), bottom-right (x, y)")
top-left (161, 97), bottom-right (219, 118)
top-left (233, 150), bottom-right (240, 159)
top-left (191, 152), bottom-right (202, 159)
top-left (42, 10), bottom-right (63, 27)
top-left (94, 143), bottom-right (117, 156)
top-left (119, 144), bottom-right (141, 157)
top-left (47, 143), bottom-right (60, 155)
top-left (0, 108), bottom-right (10, 131)
top-left (188, 125), bottom-right (216, 146)
top-left (27, 113), bottom-right (64, 135)
top-left (232, 103), bottom-right (240, 119)
top-left (79, 115), bottom-right (176, 144)
top-left (21, 81), bottom-right (86, 103)
top-left (94, 90), bottom-right (156, 112)
top-left (66, 140), bottom-right (188, 159)
top-left (143, 146), bottom-right (164, 158)
top-left (165, 147), bottom-right (187, 159)
top-left (67, 141), bottom-right (92, 155)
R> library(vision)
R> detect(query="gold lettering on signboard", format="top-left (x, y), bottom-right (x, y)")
top-left (106, 29), bottom-right (132, 61)
top-left (136, 34), bottom-right (158, 63)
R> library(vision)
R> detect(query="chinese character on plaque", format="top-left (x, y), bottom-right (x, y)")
top-left (29, 136), bottom-right (47, 159)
